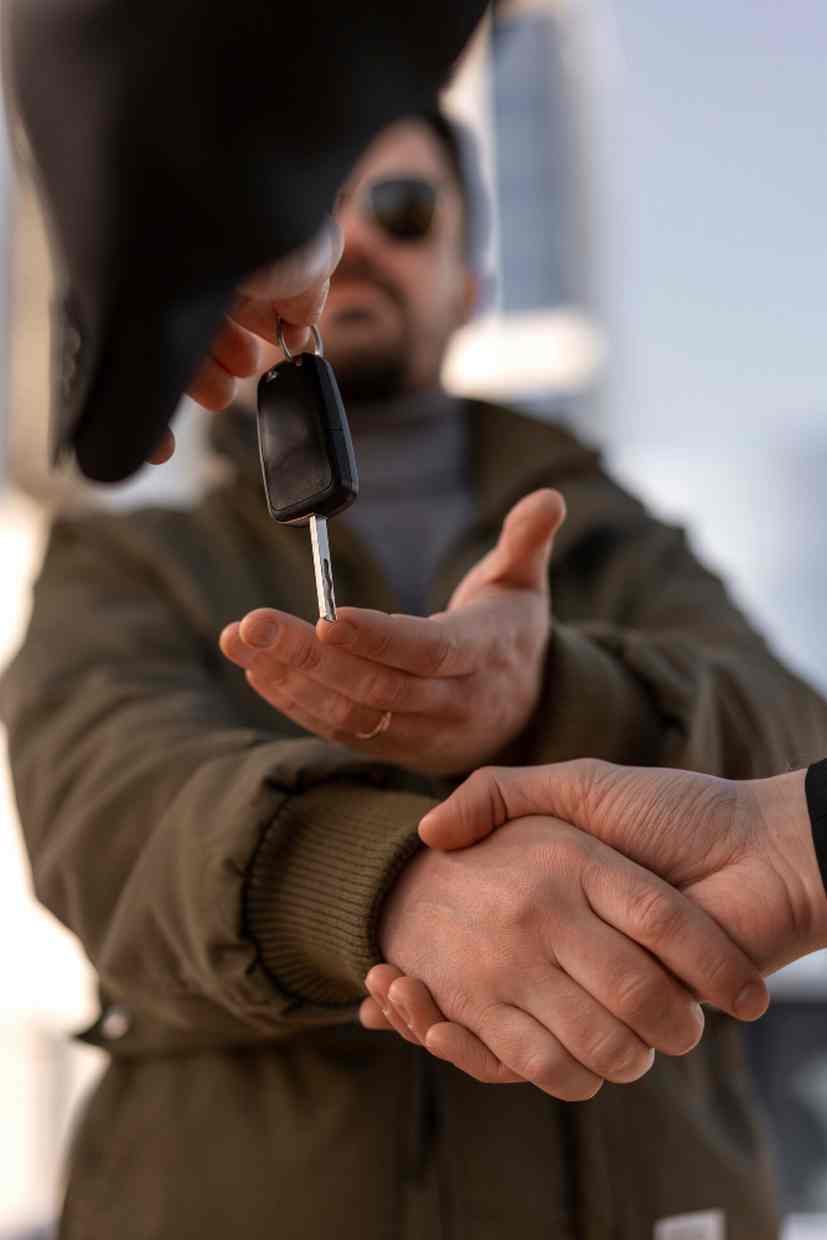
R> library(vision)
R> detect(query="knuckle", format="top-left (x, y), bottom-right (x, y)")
top-left (517, 1048), bottom-right (603, 1103)
top-left (446, 988), bottom-right (477, 1025)
top-left (581, 1026), bottom-right (642, 1080)
top-left (363, 669), bottom-right (405, 711)
top-left (628, 885), bottom-right (686, 944)
top-left (611, 969), bottom-right (665, 1026)
top-left (427, 628), bottom-right (458, 677)
top-left (329, 695), bottom-right (357, 729)
top-left (293, 640), bottom-right (322, 674)
top-left (692, 948), bottom-right (738, 995)
top-left (365, 624), bottom-right (395, 663)
top-left (518, 1047), bottom-right (564, 1085)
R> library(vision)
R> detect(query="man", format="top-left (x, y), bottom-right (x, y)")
top-left (3, 113), bottom-right (826, 1238)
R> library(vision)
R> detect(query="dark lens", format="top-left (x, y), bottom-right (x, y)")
top-left (368, 178), bottom-right (437, 241)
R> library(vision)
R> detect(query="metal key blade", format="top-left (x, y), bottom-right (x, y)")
top-left (309, 514), bottom-right (337, 621)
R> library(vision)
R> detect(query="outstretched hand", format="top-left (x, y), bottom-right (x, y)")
top-left (220, 489), bottom-right (565, 777)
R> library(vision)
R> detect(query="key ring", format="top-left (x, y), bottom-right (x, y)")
top-left (277, 317), bottom-right (324, 363)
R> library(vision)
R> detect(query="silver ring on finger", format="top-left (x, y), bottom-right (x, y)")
top-left (355, 711), bottom-right (392, 741)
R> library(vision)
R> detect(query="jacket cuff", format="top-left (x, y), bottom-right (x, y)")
top-left (245, 783), bottom-right (434, 1006)
top-left (517, 622), bottom-right (666, 766)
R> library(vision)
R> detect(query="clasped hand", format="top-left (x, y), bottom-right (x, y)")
top-left (362, 760), bottom-right (824, 1098)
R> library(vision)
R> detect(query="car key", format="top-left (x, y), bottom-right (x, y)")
top-left (256, 322), bottom-right (358, 621)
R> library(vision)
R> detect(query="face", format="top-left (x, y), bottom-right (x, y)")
top-left (320, 119), bottom-right (478, 402)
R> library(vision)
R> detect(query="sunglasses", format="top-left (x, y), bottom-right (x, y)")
top-left (346, 176), bottom-right (441, 242)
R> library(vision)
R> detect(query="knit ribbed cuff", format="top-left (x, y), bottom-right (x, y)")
top-left (245, 783), bottom-right (435, 1006)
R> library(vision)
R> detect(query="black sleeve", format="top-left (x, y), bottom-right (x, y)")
top-left (4, 0), bottom-right (486, 482)
top-left (805, 759), bottom-right (827, 896)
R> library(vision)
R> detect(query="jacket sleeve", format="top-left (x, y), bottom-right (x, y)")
top-left (0, 515), bottom-right (433, 1039)
top-left (505, 475), bottom-right (827, 777)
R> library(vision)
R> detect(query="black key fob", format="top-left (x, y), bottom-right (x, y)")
top-left (256, 352), bottom-right (359, 525)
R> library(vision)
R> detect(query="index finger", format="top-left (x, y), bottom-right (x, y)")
top-left (584, 848), bottom-right (769, 1023)
top-left (317, 607), bottom-right (478, 678)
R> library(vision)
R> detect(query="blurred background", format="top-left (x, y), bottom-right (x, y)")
top-left (2, 0), bottom-right (827, 1235)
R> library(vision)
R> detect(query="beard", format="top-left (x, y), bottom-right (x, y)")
top-left (323, 256), bottom-right (411, 404)
top-left (331, 340), bottom-right (408, 405)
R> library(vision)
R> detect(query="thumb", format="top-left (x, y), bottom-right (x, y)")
top-left (419, 763), bottom-right (568, 850)
top-left (447, 488), bottom-right (566, 612)
top-left (488, 488), bottom-right (566, 591)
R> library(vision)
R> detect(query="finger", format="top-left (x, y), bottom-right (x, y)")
top-left (245, 656), bottom-right (400, 741)
top-left (230, 295), bottom-right (316, 355)
top-left (387, 976), bottom-right (448, 1042)
top-left (584, 853), bottom-right (769, 1024)
top-left (419, 765), bottom-right (516, 850)
top-left (359, 997), bottom-right (394, 1031)
top-left (224, 619), bottom-right (428, 749)
top-left (242, 666), bottom-right (362, 746)
top-left (424, 1022), bottom-right (526, 1085)
top-left (147, 427), bottom-right (176, 465)
top-left (365, 963), bottom-right (406, 1000)
top-left (489, 489), bottom-right (566, 587)
top-left (208, 315), bottom-right (261, 379)
top-left (364, 966), bottom-right (422, 1047)
top-left (470, 1002), bottom-right (604, 1102)
top-left (450, 490), bottom-right (566, 610)
top-left (219, 622), bottom-right (256, 669)
top-left (187, 354), bottom-right (237, 411)
top-left (232, 217), bottom-right (342, 349)
top-left (239, 217), bottom-right (342, 302)
top-left (532, 907), bottom-right (704, 1059)
top-left (236, 608), bottom-right (460, 715)
top-left (387, 976), bottom-right (524, 1084)
top-left (317, 608), bottom-right (479, 678)
top-left (419, 763), bottom-right (565, 851)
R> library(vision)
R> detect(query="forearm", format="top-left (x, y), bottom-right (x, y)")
top-left (4, 661), bottom-right (436, 1035)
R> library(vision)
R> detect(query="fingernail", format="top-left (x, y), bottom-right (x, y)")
top-left (736, 982), bottom-right (768, 1020)
top-left (692, 1002), bottom-right (705, 1030)
top-left (623, 1047), bottom-right (656, 1082)
top-left (243, 620), bottom-right (279, 648)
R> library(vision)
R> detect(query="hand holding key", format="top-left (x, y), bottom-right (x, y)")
top-left (149, 218), bottom-right (343, 464)
top-left (220, 488), bottom-right (565, 777)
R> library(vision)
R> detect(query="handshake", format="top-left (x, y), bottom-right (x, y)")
top-left (360, 759), bottom-right (827, 1101)
top-left (222, 485), bottom-right (827, 1101)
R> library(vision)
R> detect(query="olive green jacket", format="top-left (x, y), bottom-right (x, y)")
top-left (4, 402), bottom-right (825, 1239)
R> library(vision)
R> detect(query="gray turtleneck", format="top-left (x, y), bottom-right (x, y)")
top-left (339, 390), bottom-right (477, 616)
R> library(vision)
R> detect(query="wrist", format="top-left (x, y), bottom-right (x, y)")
top-left (376, 844), bottom-right (445, 966)
top-left (748, 769), bottom-right (827, 962)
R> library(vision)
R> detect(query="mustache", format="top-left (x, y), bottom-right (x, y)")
top-left (330, 257), bottom-right (406, 311)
